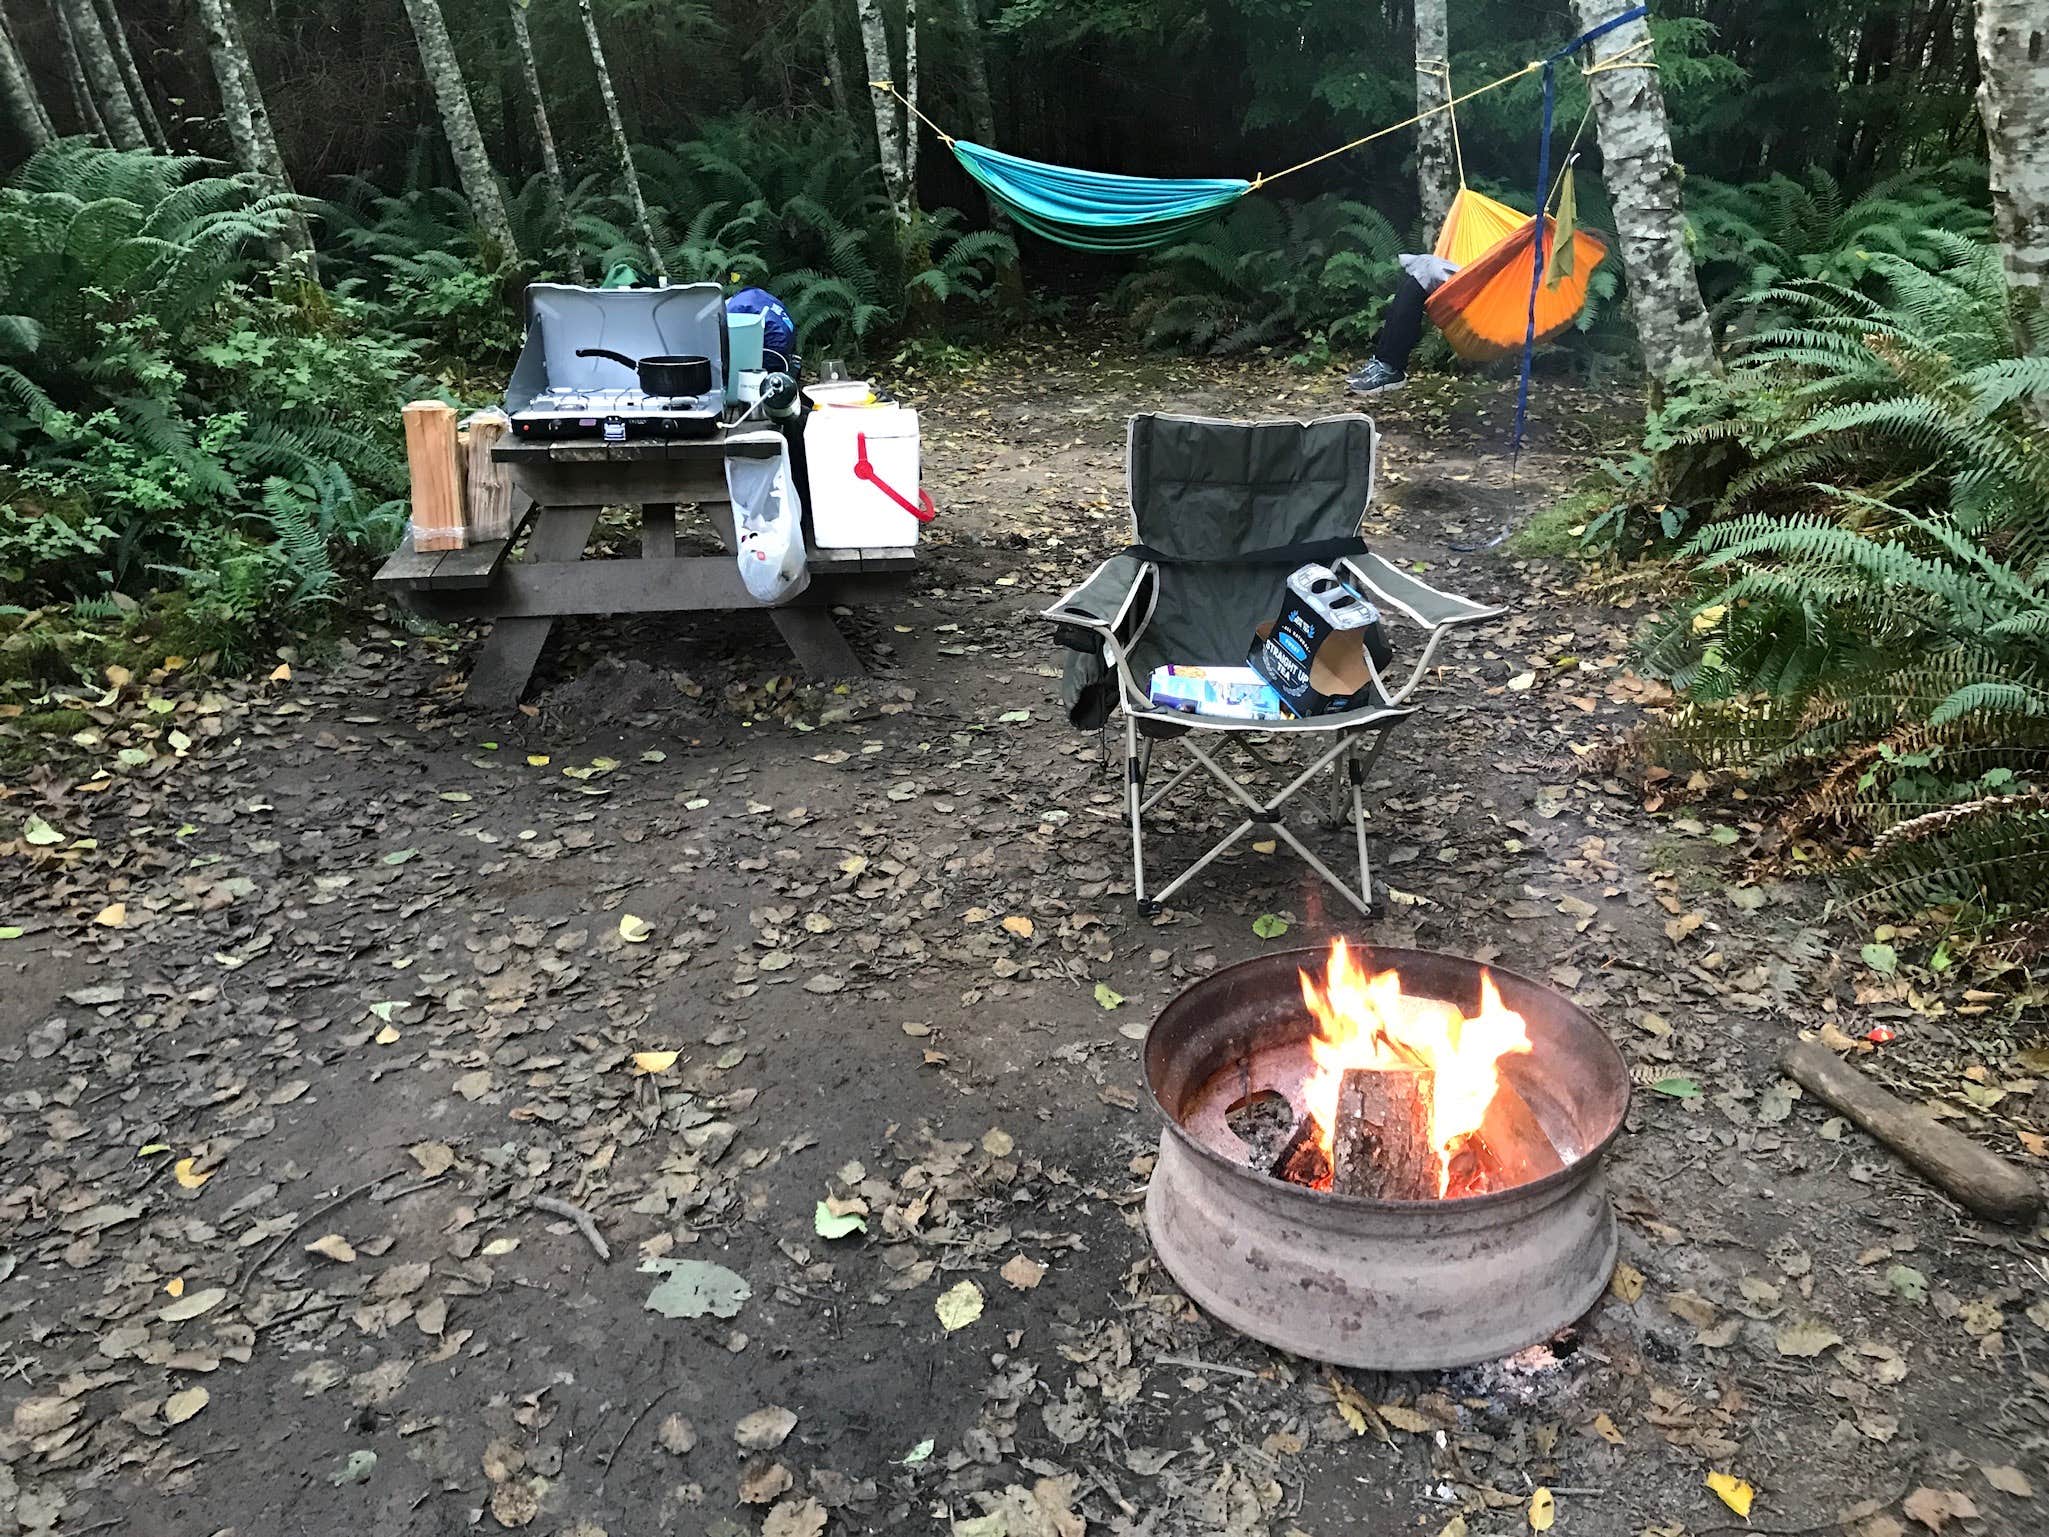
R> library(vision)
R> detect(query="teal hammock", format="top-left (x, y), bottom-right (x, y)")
top-left (949, 140), bottom-right (1252, 252)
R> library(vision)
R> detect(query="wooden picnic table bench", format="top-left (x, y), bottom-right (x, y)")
top-left (371, 424), bottom-right (917, 708)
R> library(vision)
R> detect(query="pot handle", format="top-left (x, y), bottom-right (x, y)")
top-left (574, 347), bottom-right (638, 368)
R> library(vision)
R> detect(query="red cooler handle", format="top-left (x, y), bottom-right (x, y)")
top-left (853, 431), bottom-right (937, 523)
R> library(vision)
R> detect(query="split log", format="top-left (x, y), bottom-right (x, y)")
top-left (402, 399), bottom-right (466, 552)
top-left (461, 409), bottom-right (515, 540)
top-left (1269, 1116), bottom-right (1332, 1189)
top-left (1331, 1068), bottom-right (1437, 1200)
top-left (1447, 1078), bottom-right (1567, 1196)
top-left (1780, 1038), bottom-right (2042, 1225)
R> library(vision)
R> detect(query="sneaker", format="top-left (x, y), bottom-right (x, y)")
top-left (1344, 359), bottom-right (1406, 395)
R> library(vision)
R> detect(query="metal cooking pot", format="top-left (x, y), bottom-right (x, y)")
top-left (574, 347), bottom-right (713, 398)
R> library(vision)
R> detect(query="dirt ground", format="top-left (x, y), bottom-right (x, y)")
top-left (3, 344), bottom-right (2046, 1537)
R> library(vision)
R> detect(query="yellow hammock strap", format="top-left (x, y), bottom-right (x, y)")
top-left (869, 81), bottom-right (955, 147)
top-left (1416, 56), bottom-right (1466, 187)
top-left (1251, 56), bottom-right (1545, 190)
top-left (1583, 38), bottom-right (1658, 76)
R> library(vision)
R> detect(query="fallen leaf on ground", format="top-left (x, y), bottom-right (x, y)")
top-left (164, 1386), bottom-right (209, 1425)
top-left (936, 1280), bottom-right (984, 1332)
top-left (762, 1497), bottom-right (828, 1537)
top-left (1590, 1411), bottom-right (1624, 1445)
top-left (1093, 982), bottom-right (1124, 1010)
top-left (1775, 1319), bottom-right (1843, 1357)
top-left (1252, 913), bottom-right (1289, 939)
top-left (173, 1157), bottom-right (212, 1190)
top-left (1610, 1260), bottom-right (1644, 1303)
top-left (982, 1127), bottom-right (1015, 1158)
top-left (1001, 915), bottom-right (1034, 938)
top-left (305, 1233), bottom-right (356, 1263)
top-left (160, 1286), bottom-right (226, 1322)
top-left (1000, 1254), bottom-right (1046, 1290)
top-left (95, 902), bottom-right (126, 927)
top-left (739, 1458), bottom-right (794, 1504)
top-left (490, 1478), bottom-right (540, 1528)
top-left (632, 1049), bottom-right (678, 1073)
top-left (642, 1258), bottom-right (751, 1320)
top-left (657, 1414), bottom-right (697, 1454)
top-left (1528, 1487), bottom-right (1555, 1531)
top-left (618, 913), bottom-right (651, 943)
top-left (814, 1199), bottom-right (867, 1239)
top-left (735, 1405), bottom-right (798, 1450)
top-left (1706, 1471), bottom-right (1755, 1517)
top-left (1903, 1489), bottom-right (1978, 1531)
top-left (1980, 1464), bottom-right (2033, 1498)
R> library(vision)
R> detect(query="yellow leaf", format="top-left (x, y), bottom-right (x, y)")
top-left (633, 1050), bottom-right (679, 1074)
top-left (1507, 671), bottom-right (1537, 692)
top-left (1529, 1487), bottom-right (1555, 1532)
top-left (1610, 1260), bottom-right (1645, 1303)
top-left (374, 1024), bottom-right (401, 1045)
top-left (619, 913), bottom-right (652, 943)
top-left (1692, 604), bottom-right (1728, 635)
top-left (1001, 915), bottom-right (1034, 938)
top-left (164, 1386), bottom-right (209, 1425)
top-left (1590, 1411), bottom-right (1625, 1445)
top-left (1706, 1471), bottom-right (1754, 1517)
top-left (173, 1157), bottom-right (212, 1190)
top-left (526, 754), bottom-right (550, 767)
top-left (164, 1277), bottom-right (184, 1297)
top-left (481, 1236), bottom-right (519, 1256)
top-left (104, 663), bottom-right (132, 687)
top-left (94, 902), bottom-right (127, 928)
top-left (935, 1280), bottom-right (984, 1332)
top-left (268, 662), bottom-right (292, 682)
top-left (1377, 1404), bottom-right (1434, 1435)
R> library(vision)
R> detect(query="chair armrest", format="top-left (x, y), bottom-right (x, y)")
top-left (1341, 552), bottom-right (1503, 630)
top-left (1042, 554), bottom-right (1152, 636)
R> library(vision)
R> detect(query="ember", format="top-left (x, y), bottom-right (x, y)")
top-left (1271, 939), bottom-right (1561, 1200)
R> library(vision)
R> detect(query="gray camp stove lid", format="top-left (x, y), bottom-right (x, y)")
top-left (506, 283), bottom-right (729, 414)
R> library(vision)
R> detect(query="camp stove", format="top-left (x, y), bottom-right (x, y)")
top-left (1143, 942), bottom-right (1629, 1368)
top-left (510, 386), bottom-right (721, 442)
top-left (505, 282), bottom-right (728, 443)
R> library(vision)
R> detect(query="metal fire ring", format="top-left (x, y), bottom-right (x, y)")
top-left (1142, 945), bottom-right (1631, 1370)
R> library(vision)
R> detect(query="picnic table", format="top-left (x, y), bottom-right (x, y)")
top-left (371, 423), bottom-right (917, 708)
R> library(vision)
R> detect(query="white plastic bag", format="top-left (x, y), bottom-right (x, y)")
top-left (727, 437), bottom-right (810, 606)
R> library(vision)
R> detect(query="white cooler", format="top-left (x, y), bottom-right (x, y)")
top-left (805, 404), bottom-right (927, 549)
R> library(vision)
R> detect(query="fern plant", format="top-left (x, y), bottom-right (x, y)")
top-left (1113, 194), bottom-right (1400, 355)
top-left (1637, 238), bottom-right (2049, 932)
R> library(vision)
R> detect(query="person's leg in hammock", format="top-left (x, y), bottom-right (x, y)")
top-left (1346, 254), bottom-right (1460, 396)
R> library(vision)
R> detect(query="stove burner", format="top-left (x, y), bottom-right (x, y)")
top-left (1142, 945), bottom-right (1630, 1369)
top-left (510, 385), bottom-right (724, 441)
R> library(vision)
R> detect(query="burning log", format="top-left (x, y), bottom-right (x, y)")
top-left (1269, 1117), bottom-right (1333, 1189)
top-left (1445, 1078), bottom-right (1565, 1197)
top-left (1330, 1068), bottom-right (1437, 1201)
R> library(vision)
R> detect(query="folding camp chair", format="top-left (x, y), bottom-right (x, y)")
top-left (1044, 412), bottom-right (1503, 915)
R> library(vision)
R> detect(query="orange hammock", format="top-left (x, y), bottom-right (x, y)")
top-left (1424, 186), bottom-right (1608, 363)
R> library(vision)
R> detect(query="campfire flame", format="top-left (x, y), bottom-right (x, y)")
top-left (1298, 939), bottom-right (1533, 1196)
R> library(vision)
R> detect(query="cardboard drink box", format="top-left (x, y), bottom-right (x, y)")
top-left (1248, 563), bottom-right (1395, 717)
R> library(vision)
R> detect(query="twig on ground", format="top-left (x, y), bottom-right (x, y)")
top-left (253, 1297), bottom-right (344, 1334)
top-left (236, 1172), bottom-right (399, 1293)
top-left (375, 1170), bottom-right (452, 1204)
top-left (532, 1194), bottom-right (611, 1261)
top-left (600, 1342), bottom-right (677, 1484)
top-left (1154, 1354), bottom-right (1261, 1379)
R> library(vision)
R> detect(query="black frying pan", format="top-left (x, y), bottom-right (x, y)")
top-left (574, 347), bottom-right (713, 398)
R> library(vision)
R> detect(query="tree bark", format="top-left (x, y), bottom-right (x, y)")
top-left (58, 0), bottom-right (145, 148)
top-left (0, 5), bottom-right (54, 147)
top-left (1573, 0), bottom-right (1718, 391)
top-left (576, 0), bottom-right (665, 280)
top-left (401, 0), bottom-right (521, 262)
top-left (855, 0), bottom-right (910, 224)
top-left (903, 0), bottom-right (919, 201)
top-left (53, 0), bottom-right (110, 143)
top-left (1413, 0), bottom-right (1456, 238)
top-left (195, 0), bottom-right (313, 261)
top-left (1973, 0), bottom-right (2049, 418)
top-left (509, 0), bottom-right (578, 268)
top-left (95, 0), bottom-right (167, 150)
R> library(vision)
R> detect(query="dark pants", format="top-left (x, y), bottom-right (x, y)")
top-left (1374, 274), bottom-right (1431, 372)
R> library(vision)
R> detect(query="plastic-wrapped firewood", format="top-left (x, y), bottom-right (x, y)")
top-left (402, 400), bottom-right (466, 552)
top-left (460, 409), bottom-right (514, 540)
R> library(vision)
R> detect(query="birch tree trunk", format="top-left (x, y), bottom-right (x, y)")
top-left (1572, 0), bottom-right (1718, 390)
top-left (903, 0), bottom-right (919, 201)
top-left (401, 0), bottom-right (521, 261)
top-left (0, 6), bottom-right (54, 148)
top-left (1413, 0), bottom-right (1456, 238)
top-left (1973, 0), bottom-right (2048, 413)
top-left (854, 0), bottom-right (910, 224)
top-left (54, 1), bottom-right (109, 143)
top-left (576, 0), bottom-right (666, 280)
top-left (195, 0), bottom-right (313, 260)
top-left (96, 0), bottom-right (167, 150)
top-left (509, 0), bottom-right (578, 266)
top-left (58, 0), bottom-right (146, 148)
